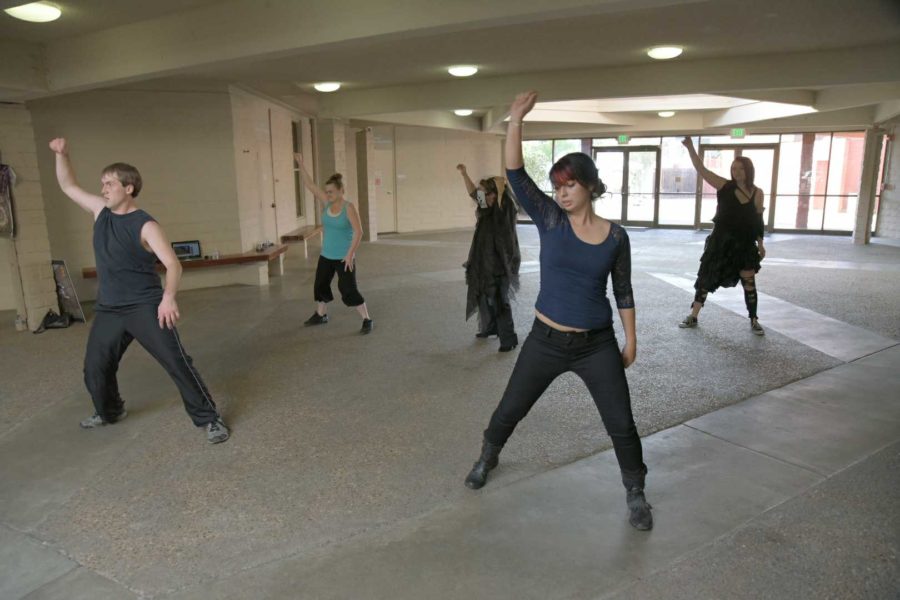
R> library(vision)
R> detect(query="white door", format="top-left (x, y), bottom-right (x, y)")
top-left (372, 126), bottom-right (397, 234)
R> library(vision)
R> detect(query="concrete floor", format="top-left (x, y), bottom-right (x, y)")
top-left (0, 227), bottom-right (897, 599)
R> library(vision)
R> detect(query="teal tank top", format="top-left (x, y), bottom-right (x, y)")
top-left (321, 202), bottom-right (354, 260)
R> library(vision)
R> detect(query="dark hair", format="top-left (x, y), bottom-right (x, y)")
top-left (101, 162), bottom-right (142, 198)
top-left (479, 178), bottom-right (499, 196)
top-left (732, 156), bottom-right (755, 188)
top-left (325, 173), bottom-right (344, 191)
top-left (549, 152), bottom-right (606, 199)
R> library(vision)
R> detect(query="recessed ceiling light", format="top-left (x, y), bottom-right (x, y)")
top-left (658, 111), bottom-right (676, 118)
top-left (448, 65), bottom-right (478, 77)
top-left (647, 46), bottom-right (683, 60)
top-left (454, 109), bottom-right (474, 117)
top-left (313, 82), bottom-right (341, 93)
top-left (4, 2), bottom-right (61, 22)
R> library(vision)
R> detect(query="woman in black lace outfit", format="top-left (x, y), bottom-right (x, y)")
top-left (679, 137), bottom-right (766, 335)
top-left (463, 92), bottom-right (652, 531)
top-left (457, 164), bottom-right (521, 352)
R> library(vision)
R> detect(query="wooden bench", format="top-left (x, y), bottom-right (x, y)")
top-left (82, 244), bottom-right (290, 287)
top-left (281, 225), bottom-right (322, 258)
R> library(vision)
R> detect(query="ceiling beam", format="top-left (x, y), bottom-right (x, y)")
top-left (34, 0), bottom-right (701, 98)
top-left (815, 82), bottom-right (900, 111)
top-left (319, 43), bottom-right (900, 118)
top-left (703, 102), bottom-right (817, 128)
top-left (875, 100), bottom-right (900, 124)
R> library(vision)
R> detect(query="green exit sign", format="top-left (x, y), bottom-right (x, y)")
top-left (617, 135), bottom-right (630, 145)
top-left (730, 128), bottom-right (746, 139)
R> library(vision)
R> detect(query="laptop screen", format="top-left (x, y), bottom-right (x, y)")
top-left (171, 240), bottom-right (202, 260)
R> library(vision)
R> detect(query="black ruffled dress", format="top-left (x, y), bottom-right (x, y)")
top-left (695, 181), bottom-right (764, 294)
top-left (464, 189), bottom-right (521, 324)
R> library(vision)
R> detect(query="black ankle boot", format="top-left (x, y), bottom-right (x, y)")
top-left (621, 466), bottom-right (653, 531)
top-left (464, 438), bottom-right (503, 490)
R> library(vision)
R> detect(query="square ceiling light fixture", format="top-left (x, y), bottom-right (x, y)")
top-left (4, 1), bottom-right (61, 22)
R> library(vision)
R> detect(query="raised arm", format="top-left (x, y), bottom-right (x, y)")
top-left (49, 138), bottom-right (106, 218)
top-left (503, 92), bottom-right (564, 230)
top-left (456, 164), bottom-right (477, 198)
top-left (141, 221), bottom-right (182, 330)
top-left (293, 153), bottom-right (328, 204)
top-left (682, 137), bottom-right (728, 191)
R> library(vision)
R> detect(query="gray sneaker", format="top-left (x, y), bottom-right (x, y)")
top-left (80, 411), bottom-right (127, 429)
top-left (678, 315), bottom-right (698, 328)
top-left (206, 418), bottom-right (230, 444)
top-left (751, 320), bottom-right (765, 336)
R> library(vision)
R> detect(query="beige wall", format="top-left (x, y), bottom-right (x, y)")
top-left (0, 104), bottom-right (58, 327)
top-left (394, 126), bottom-right (503, 233)
top-left (28, 87), bottom-right (242, 301)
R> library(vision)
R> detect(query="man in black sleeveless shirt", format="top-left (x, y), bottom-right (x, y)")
top-left (49, 138), bottom-right (229, 444)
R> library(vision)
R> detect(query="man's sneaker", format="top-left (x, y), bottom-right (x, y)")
top-left (361, 318), bottom-right (374, 335)
top-left (206, 418), bottom-right (230, 444)
top-left (678, 315), bottom-right (698, 328)
top-left (304, 312), bottom-right (328, 326)
top-left (80, 411), bottom-right (127, 429)
top-left (751, 320), bottom-right (765, 336)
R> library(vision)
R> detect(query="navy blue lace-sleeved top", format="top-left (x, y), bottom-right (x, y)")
top-left (506, 167), bottom-right (634, 330)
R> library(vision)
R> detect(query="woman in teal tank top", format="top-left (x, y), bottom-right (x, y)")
top-left (294, 154), bottom-right (373, 334)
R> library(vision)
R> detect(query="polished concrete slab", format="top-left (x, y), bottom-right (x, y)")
top-left (20, 568), bottom-right (138, 600)
top-left (649, 272), bottom-right (896, 362)
top-left (0, 526), bottom-right (76, 600)
top-left (605, 442), bottom-right (900, 600)
top-left (0, 229), bottom-right (898, 599)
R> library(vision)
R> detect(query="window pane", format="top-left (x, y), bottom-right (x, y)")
top-left (658, 137), bottom-right (697, 225)
top-left (776, 133), bottom-right (830, 228)
top-left (595, 193), bottom-right (623, 221)
top-left (592, 137), bottom-right (661, 147)
top-left (594, 151), bottom-right (623, 221)
top-left (593, 138), bottom-right (620, 147)
top-left (774, 195), bottom-right (824, 230)
top-left (827, 132), bottom-right (865, 196)
top-left (823, 195), bottom-right (857, 231)
top-left (700, 134), bottom-right (780, 144)
top-left (552, 139), bottom-right (581, 161)
top-left (523, 140), bottom-right (553, 192)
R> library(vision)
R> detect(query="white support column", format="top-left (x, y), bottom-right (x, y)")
top-left (854, 128), bottom-right (883, 245)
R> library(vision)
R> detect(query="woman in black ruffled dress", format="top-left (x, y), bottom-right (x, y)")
top-left (456, 164), bottom-right (521, 352)
top-left (679, 137), bottom-right (767, 335)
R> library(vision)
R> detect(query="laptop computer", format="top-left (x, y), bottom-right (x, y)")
top-left (171, 240), bottom-right (202, 261)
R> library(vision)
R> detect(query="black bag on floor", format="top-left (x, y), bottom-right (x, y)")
top-left (33, 309), bottom-right (71, 334)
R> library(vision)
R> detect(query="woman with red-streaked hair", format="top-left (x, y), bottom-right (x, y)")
top-left (679, 137), bottom-right (767, 335)
top-left (463, 92), bottom-right (652, 531)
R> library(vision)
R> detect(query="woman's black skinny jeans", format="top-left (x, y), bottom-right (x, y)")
top-left (484, 318), bottom-right (645, 473)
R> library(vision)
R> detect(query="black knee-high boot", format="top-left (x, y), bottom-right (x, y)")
top-left (621, 466), bottom-right (653, 530)
top-left (465, 438), bottom-right (503, 490)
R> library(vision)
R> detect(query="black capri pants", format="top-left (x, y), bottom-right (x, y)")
top-left (484, 318), bottom-right (645, 473)
top-left (314, 256), bottom-right (365, 306)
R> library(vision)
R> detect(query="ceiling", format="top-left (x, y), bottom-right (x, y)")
top-left (1, 0), bottom-right (898, 135)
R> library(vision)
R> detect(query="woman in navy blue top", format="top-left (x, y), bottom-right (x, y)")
top-left (464, 92), bottom-right (652, 531)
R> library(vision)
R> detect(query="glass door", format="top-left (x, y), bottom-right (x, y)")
top-left (593, 150), bottom-right (623, 221)
top-left (593, 147), bottom-right (659, 225)
top-left (626, 149), bottom-right (659, 225)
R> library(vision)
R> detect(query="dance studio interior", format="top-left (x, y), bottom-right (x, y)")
top-left (1, 1), bottom-right (898, 598)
